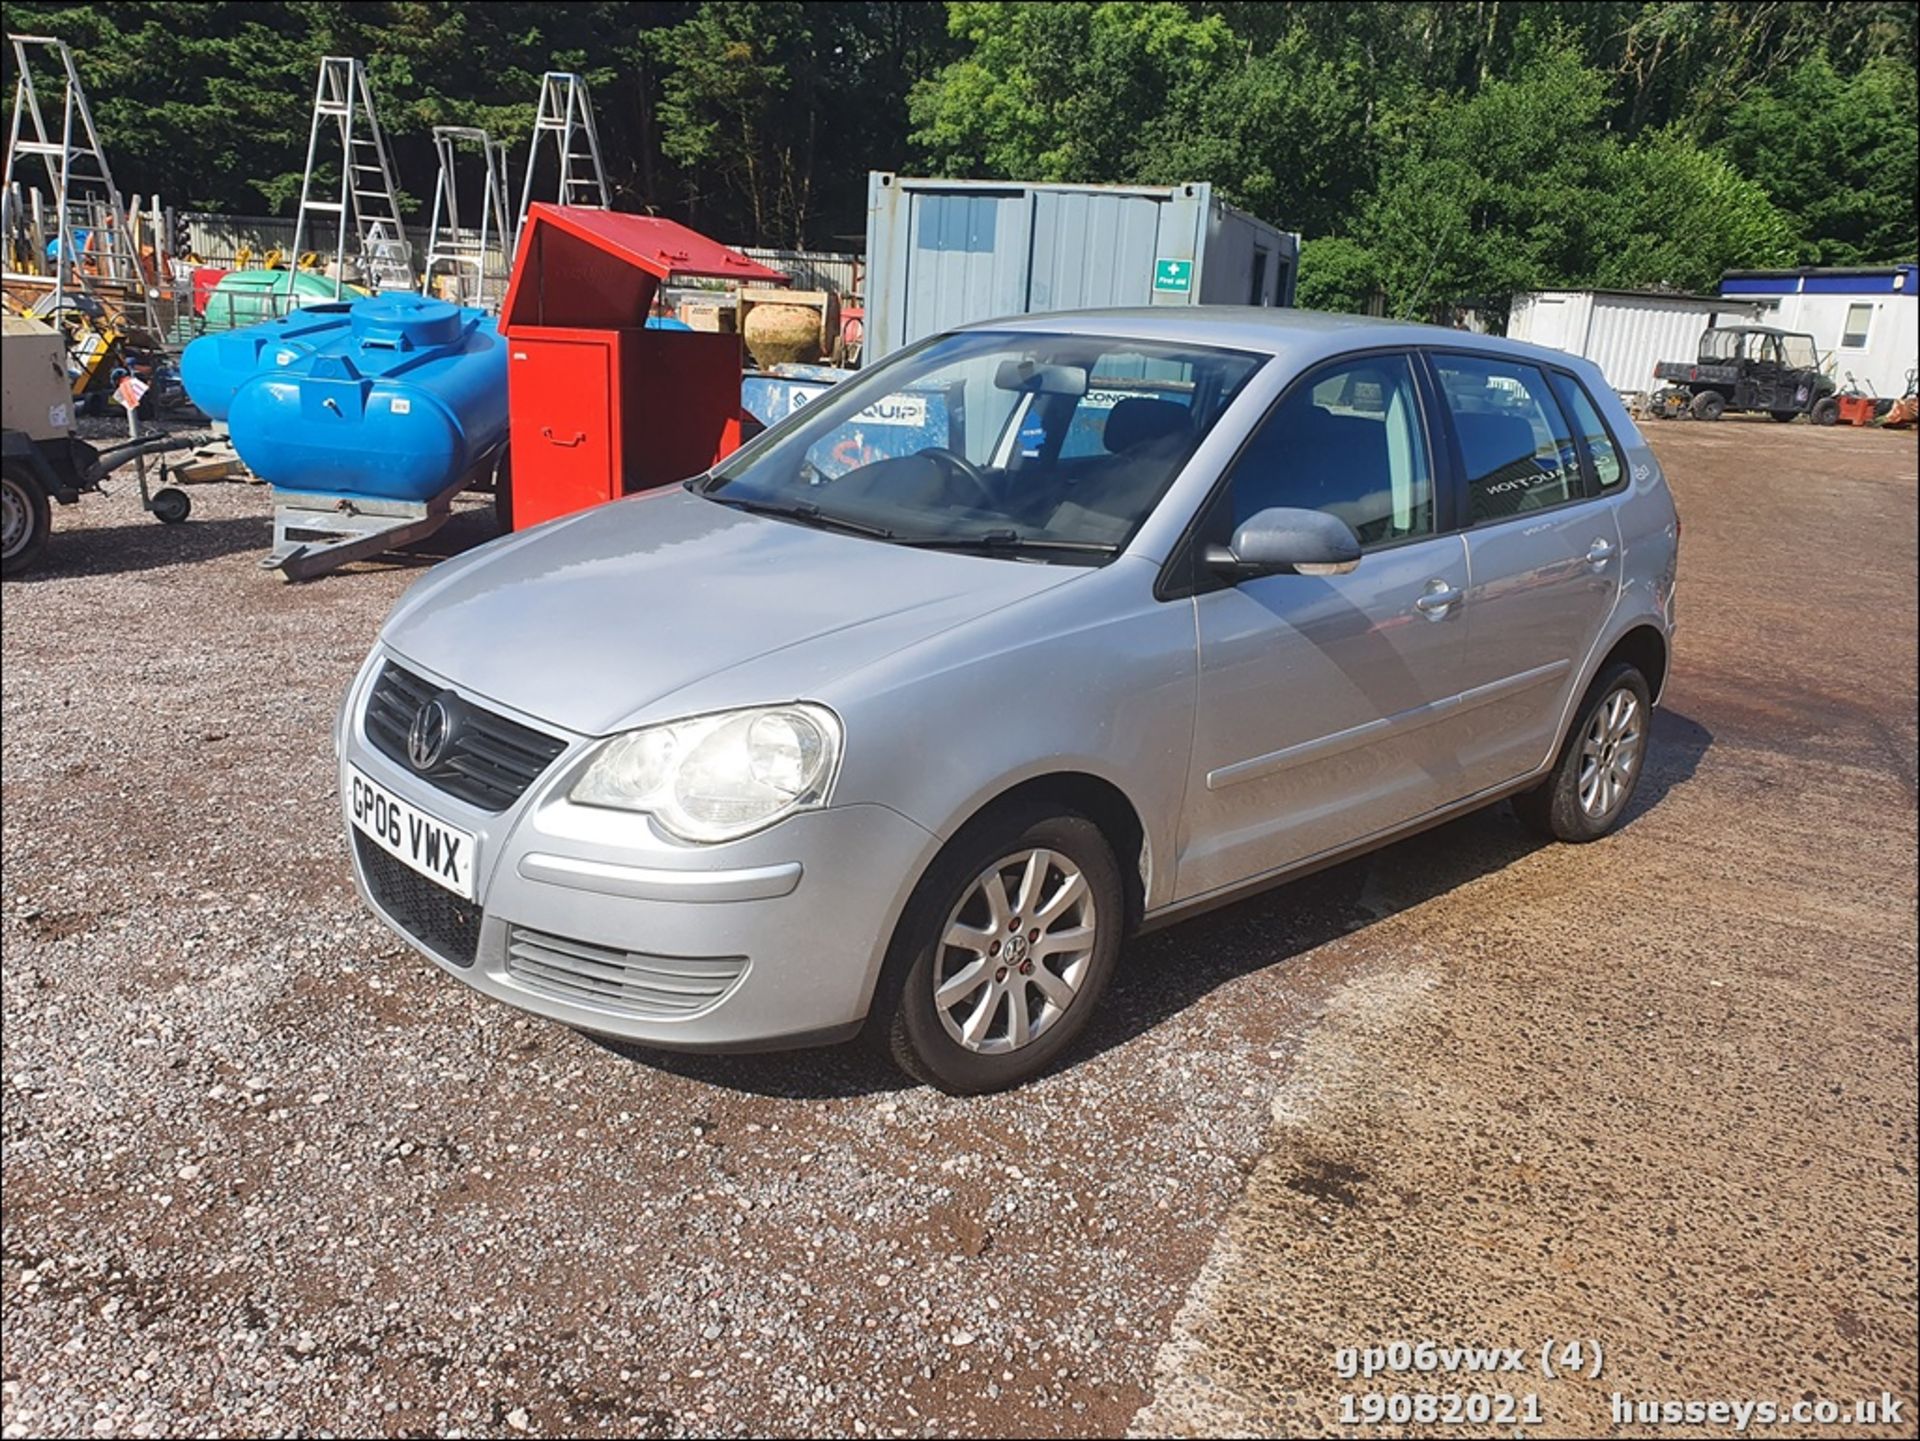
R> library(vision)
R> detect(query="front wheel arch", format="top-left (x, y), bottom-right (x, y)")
top-left (933, 771), bottom-right (1148, 934)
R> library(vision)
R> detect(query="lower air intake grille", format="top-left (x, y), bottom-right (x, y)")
top-left (505, 926), bottom-right (747, 1019)
top-left (355, 831), bottom-right (482, 967)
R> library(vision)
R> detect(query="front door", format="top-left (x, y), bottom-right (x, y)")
top-left (1178, 351), bottom-right (1472, 901)
top-left (1427, 353), bottom-right (1624, 791)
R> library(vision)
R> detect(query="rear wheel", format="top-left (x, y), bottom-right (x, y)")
top-left (1513, 661), bottom-right (1652, 843)
top-left (1769, 410), bottom-right (1799, 423)
top-left (1810, 396), bottom-right (1840, 426)
top-left (1, 464), bottom-right (52, 578)
top-left (871, 803), bottom-right (1124, 1093)
top-left (1689, 390), bottom-right (1726, 421)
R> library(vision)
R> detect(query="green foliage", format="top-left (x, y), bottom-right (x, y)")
top-left (1722, 54), bottom-right (1920, 266)
top-left (1, 0), bottom-right (1914, 290)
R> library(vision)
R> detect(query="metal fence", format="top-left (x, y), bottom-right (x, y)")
top-left (737, 247), bottom-right (862, 300)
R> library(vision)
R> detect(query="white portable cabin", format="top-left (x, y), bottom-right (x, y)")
top-left (1721, 266), bottom-right (1919, 399)
top-left (1506, 289), bottom-right (1763, 396)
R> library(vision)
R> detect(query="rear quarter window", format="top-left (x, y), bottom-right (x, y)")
top-left (1549, 372), bottom-right (1625, 491)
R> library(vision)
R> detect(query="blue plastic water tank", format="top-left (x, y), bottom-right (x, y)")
top-left (180, 302), bottom-right (356, 422)
top-left (222, 293), bottom-right (508, 502)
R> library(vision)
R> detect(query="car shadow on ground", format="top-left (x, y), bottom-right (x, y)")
top-left (593, 709), bottom-right (1714, 1101)
top-left (9, 511), bottom-right (272, 580)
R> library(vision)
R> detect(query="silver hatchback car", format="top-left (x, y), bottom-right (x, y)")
top-left (338, 310), bottom-right (1677, 1092)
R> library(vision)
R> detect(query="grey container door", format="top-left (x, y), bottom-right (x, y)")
top-left (901, 190), bottom-right (1032, 350)
top-left (1026, 190), bottom-right (1162, 310)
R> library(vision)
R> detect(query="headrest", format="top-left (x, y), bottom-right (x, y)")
top-left (1103, 397), bottom-right (1191, 453)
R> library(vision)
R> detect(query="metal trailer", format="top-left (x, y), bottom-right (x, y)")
top-left (1506, 289), bottom-right (1764, 398)
top-left (862, 173), bottom-right (1299, 363)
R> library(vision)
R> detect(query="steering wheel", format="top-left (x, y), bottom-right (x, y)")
top-left (918, 447), bottom-right (999, 510)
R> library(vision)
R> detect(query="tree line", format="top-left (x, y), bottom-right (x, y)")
top-left (5, 1), bottom-right (1914, 315)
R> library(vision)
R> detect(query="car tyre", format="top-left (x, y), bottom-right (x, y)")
top-left (1810, 396), bottom-right (1840, 426)
top-left (1, 463), bottom-right (52, 578)
top-left (1689, 390), bottom-right (1726, 421)
top-left (871, 802), bottom-right (1125, 1094)
top-left (1513, 661), bottom-right (1653, 844)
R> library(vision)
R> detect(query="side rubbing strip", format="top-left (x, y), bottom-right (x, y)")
top-left (1206, 660), bottom-right (1570, 791)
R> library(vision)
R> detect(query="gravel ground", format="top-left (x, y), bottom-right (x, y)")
top-left (4, 418), bottom-right (1916, 1438)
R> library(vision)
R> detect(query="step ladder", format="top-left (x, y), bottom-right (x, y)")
top-left (290, 56), bottom-right (416, 303)
top-left (513, 72), bottom-right (609, 257)
top-left (4, 34), bottom-right (162, 340)
top-left (422, 125), bottom-right (511, 309)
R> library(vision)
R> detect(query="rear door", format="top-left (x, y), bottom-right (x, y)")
top-left (1428, 352), bottom-right (1623, 793)
top-left (1177, 350), bottom-right (1472, 900)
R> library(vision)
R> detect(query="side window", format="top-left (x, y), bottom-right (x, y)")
top-left (1549, 373), bottom-right (1624, 491)
top-left (1229, 352), bottom-right (1433, 546)
top-left (1432, 355), bottom-right (1582, 524)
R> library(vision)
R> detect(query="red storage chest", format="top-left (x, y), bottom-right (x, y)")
top-left (499, 206), bottom-right (786, 530)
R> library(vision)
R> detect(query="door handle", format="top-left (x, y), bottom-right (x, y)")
top-left (1414, 581), bottom-right (1463, 617)
top-left (1586, 537), bottom-right (1616, 570)
top-left (542, 426), bottom-right (586, 447)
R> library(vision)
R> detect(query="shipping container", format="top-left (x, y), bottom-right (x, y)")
top-left (863, 173), bottom-right (1299, 362)
top-left (1507, 289), bottom-right (1763, 396)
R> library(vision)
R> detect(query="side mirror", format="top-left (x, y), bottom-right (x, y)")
top-left (1204, 506), bottom-right (1362, 579)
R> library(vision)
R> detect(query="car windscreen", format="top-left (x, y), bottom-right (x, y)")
top-left (695, 330), bottom-right (1264, 560)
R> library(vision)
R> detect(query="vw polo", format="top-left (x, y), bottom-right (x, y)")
top-left (338, 310), bottom-right (1678, 1092)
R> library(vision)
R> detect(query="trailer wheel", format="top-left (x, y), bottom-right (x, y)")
top-left (2, 463), bottom-right (53, 578)
top-left (1810, 396), bottom-right (1840, 426)
top-left (150, 487), bottom-right (192, 524)
top-left (492, 449), bottom-right (513, 534)
top-left (1689, 390), bottom-right (1726, 421)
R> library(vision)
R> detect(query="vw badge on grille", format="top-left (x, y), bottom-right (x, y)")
top-left (407, 696), bottom-right (454, 771)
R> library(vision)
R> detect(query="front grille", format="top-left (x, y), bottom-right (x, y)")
top-left (364, 661), bottom-right (567, 812)
top-left (505, 926), bottom-right (747, 1019)
top-left (355, 831), bottom-right (482, 967)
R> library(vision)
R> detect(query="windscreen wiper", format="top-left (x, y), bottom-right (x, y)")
top-left (707, 495), bottom-right (895, 539)
top-left (899, 529), bottom-right (1119, 555)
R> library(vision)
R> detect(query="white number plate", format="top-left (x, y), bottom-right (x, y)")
top-left (347, 767), bottom-right (476, 900)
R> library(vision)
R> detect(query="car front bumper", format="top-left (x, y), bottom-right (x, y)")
top-left (339, 654), bottom-right (940, 1051)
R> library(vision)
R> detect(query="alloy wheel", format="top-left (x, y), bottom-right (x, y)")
top-left (1578, 687), bottom-right (1643, 819)
top-left (933, 848), bottom-right (1099, 1054)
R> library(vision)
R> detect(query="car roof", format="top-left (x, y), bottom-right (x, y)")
top-left (1710, 325), bottom-right (1811, 338)
top-left (958, 305), bottom-right (1597, 376)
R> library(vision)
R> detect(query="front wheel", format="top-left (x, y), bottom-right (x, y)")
top-left (1513, 661), bottom-right (1652, 843)
top-left (1810, 396), bottom-right (1840, 426)
top-left (1, 464), bottom-right (52, 578)
top-left (872, 804), bottom-right (1124, 1093)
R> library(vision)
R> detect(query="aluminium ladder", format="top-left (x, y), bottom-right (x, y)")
top-left (422, 125), bottom-right (511, 309)
top-left (513, 72), bottom-right (609, 258)
top-left (289, 56), bottom-right (416, 301)
top-left (3, 33), bottom-right (161, 338)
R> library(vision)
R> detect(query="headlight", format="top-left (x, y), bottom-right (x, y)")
top-left (569, 703), bottom-right (842, 843)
